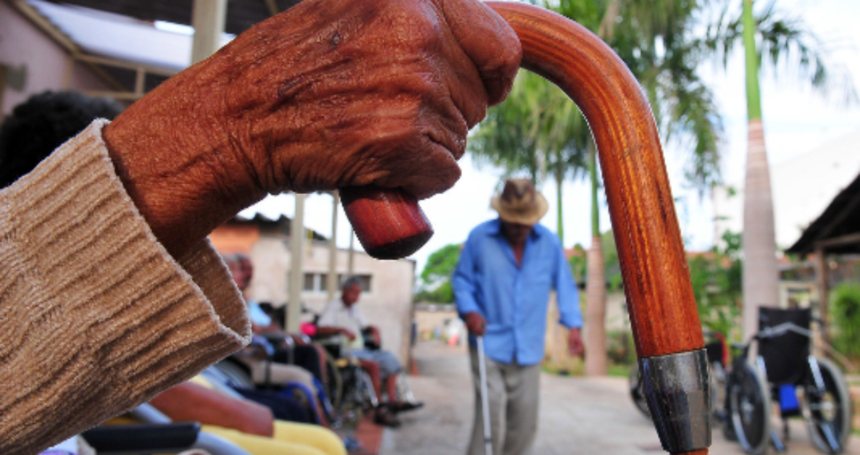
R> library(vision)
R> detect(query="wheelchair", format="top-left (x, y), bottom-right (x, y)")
top-left (313, 328), bottom-right (421, 427)
top-left (629, 330), bottom-right (728, 421)
top-left (82, 403), bottom-right (252, 455)
top-left (313, 332), bottom-right (380, 424)
top-left (724, 307), bottom-right (853, 454)
top-left (213, 334), bottom-right (338, 426)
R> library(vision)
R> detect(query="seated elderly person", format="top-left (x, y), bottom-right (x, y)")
top-left (316, 277), bottom-right (423, 427)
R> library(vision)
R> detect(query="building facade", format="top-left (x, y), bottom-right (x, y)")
top-left (209, 215), bottom-right (417, 365)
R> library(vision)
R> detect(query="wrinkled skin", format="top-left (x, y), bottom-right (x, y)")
top-left (103, 0), bottom-right (521, 257)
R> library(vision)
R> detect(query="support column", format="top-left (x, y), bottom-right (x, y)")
top-left (327, 191), bottom-right (340, 302)
top-left (191, 0), bottom-right (227, 65)
top-left (287, 193), bottom-right (306, 333)
top-left (814, 244), bottom-right (830, 348)
top-left (348, 230), bottom-right (356, 275)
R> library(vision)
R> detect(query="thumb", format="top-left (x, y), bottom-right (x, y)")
top-left (441, 0), bottom-right (522, 105)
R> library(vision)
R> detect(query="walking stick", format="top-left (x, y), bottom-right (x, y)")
top-left (476, 336), bottom-right (493, 455)
top-left (341, 3), bottom-right (711, 454)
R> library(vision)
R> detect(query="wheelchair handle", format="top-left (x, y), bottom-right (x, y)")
top-left (344, 5), bottom-right (709, 453)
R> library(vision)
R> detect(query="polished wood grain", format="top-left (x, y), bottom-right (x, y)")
top-left (340, 186), bottom-right (433, 260)
top-left (488, 2), bottom-right (704, 362)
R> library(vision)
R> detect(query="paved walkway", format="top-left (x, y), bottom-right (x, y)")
top-left (381, 341), bottom-right (857, 455)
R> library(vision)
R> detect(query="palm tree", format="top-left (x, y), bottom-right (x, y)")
top-left (705, 0), bottom-right (856, 339)
top-left (470, 71), bottom-right (589, 244)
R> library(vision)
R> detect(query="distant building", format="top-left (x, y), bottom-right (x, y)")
top-left (713, 129), bottom-right (860, 250)
top-left (209, 215), bottom-right (417, 365)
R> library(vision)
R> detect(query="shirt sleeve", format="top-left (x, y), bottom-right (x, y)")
top-left (355, 308), bottom-right (370, 329)
top-left (553, 240), bottom-right (583, 329)
top-left (452, 233), bottom-right (481, 318)
top-left (317, 301), bottom-right (338, 327)
top-left (248, 302), bottom-right (273, 326)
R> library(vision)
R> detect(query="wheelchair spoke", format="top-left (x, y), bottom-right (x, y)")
top-left (802, 357), bottom-right (852, 454)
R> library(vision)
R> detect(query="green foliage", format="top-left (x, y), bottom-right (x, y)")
top-left (469, 71), bottom-right (590, 185)
top-left (704, 0), bottom-right (857, 105)
top-left (553, 0), bottom-right (724, 195)
top-left (687, 230), bottom-right (742, 337)
top-left (415, 244), bottom-right (461, 304)
top-left (830, 283), bottom-right (860, 360)
top-left (606, 329), bottom-right (636, 366)
top-left (568, 231), bottom-right (623, 291)
top-left (568, 243), bottom-right (587, 285)
top-left (601, 230), bottom-right (623, 291)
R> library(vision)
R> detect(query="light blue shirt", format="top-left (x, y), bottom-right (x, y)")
top-left (453, 219), bottom-right (583, 365)
top-left (248, 301), bottom-right (272, 327)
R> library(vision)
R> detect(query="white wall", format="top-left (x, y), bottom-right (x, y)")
top-left (248, 236), bottom-right (416, 365)
top-left (0, 2), bottom-right (108, 116)
top-left (714, 129), bottom-right (860, 250)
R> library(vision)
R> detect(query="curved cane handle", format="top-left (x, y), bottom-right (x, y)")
top-left (489, 4), bottom-right (709, 454)
top-left (342, 4), bottom-right (709, 453)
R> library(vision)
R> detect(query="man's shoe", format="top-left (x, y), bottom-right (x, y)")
top-left (390, 401), bottom-right (424, 413)
top-left (373, 408), bottom-right (401, 428)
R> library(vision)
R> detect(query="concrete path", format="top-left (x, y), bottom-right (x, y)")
top-left (381, 341), bottom-right (857, 455)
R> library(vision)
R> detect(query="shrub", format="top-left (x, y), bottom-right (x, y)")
top-left (830, 283), bottom-right (860, 360)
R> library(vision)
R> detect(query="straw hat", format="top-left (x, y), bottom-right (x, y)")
top-left (490, 179), bottom-right (548, 225)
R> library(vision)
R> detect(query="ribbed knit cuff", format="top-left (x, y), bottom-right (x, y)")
top-left (0, 120), bottom-right (251, 454)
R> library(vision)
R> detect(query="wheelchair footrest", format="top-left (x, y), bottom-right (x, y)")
top-left (82, 422), bottom-right (200, 454)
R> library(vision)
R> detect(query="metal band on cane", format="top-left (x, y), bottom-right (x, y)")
top-left (639, 349), bottom-right (711, 453)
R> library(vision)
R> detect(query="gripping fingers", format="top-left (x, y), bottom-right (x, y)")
top-left (440, 0), bottom-right (522, 106)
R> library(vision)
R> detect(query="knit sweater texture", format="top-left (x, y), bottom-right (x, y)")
top-left (0, 121), bottom-right (252, 454)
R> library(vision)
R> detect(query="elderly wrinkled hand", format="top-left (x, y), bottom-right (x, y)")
top-left (102, 0), bottom-right (521, 257)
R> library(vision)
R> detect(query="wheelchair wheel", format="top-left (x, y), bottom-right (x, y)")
top-left (729, 360), bottom-right (771, 455)
top-left (710, 361), bottom-right (728, 422)
top-left (803, 357), bottom-right (853, 454)
top-left (357, 368), bottom-right (379, 409)
top-left (213, 359), bottom-right (255, 388)
top-left (321, 350), bottom-right (344, 409)
top-left (628, 366), bottom-right (651, 419)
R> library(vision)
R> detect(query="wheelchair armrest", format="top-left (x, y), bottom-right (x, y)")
top-left (812, 316), bottom-right (827, 331)
top-left (260, 332), bottom-right (296, 349)
top-left (312, 333), bottom-right (345, 345)
top-left (82, 422), bottom-right (200, 454)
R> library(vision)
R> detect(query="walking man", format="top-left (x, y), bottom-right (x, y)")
top-left (453, 179), bottom-right (584, 455)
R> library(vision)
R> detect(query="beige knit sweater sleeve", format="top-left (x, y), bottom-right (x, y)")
top-left (0, 121), bottom-right (251, 455)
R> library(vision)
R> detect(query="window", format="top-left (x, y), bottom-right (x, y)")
top-left (303, 273), bottom-right (316, 291)
top-left (299, 273), bottom-right (373, 293)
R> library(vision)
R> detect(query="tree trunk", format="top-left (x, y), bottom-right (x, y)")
top-left (585, 143), bottom-right (608, 375)
top-left (742, 119), bottom-right (779, 338)
top-left (741, 0), bottom-right (780, 340)
top-left (585, 234), bottom-right (608, 375)
top-left (555, 155), bottom-right (565, 244)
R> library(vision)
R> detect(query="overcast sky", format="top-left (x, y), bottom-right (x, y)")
top-left (241, 0), bottom-right (860, 276)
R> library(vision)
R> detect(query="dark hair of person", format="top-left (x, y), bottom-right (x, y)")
top-left (0, 90), bottom-right (124, 188)
top-left (341, 275), bottom-right (363, 290)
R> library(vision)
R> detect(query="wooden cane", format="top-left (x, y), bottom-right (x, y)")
top-left (340, 4), bottom-right (710, 453)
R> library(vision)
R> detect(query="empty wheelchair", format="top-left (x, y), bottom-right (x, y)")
top-left (724, 307), bottom-right (853, 454)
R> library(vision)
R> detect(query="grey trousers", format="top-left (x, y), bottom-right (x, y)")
top-left (467, 346), bottom-right (541, 455)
